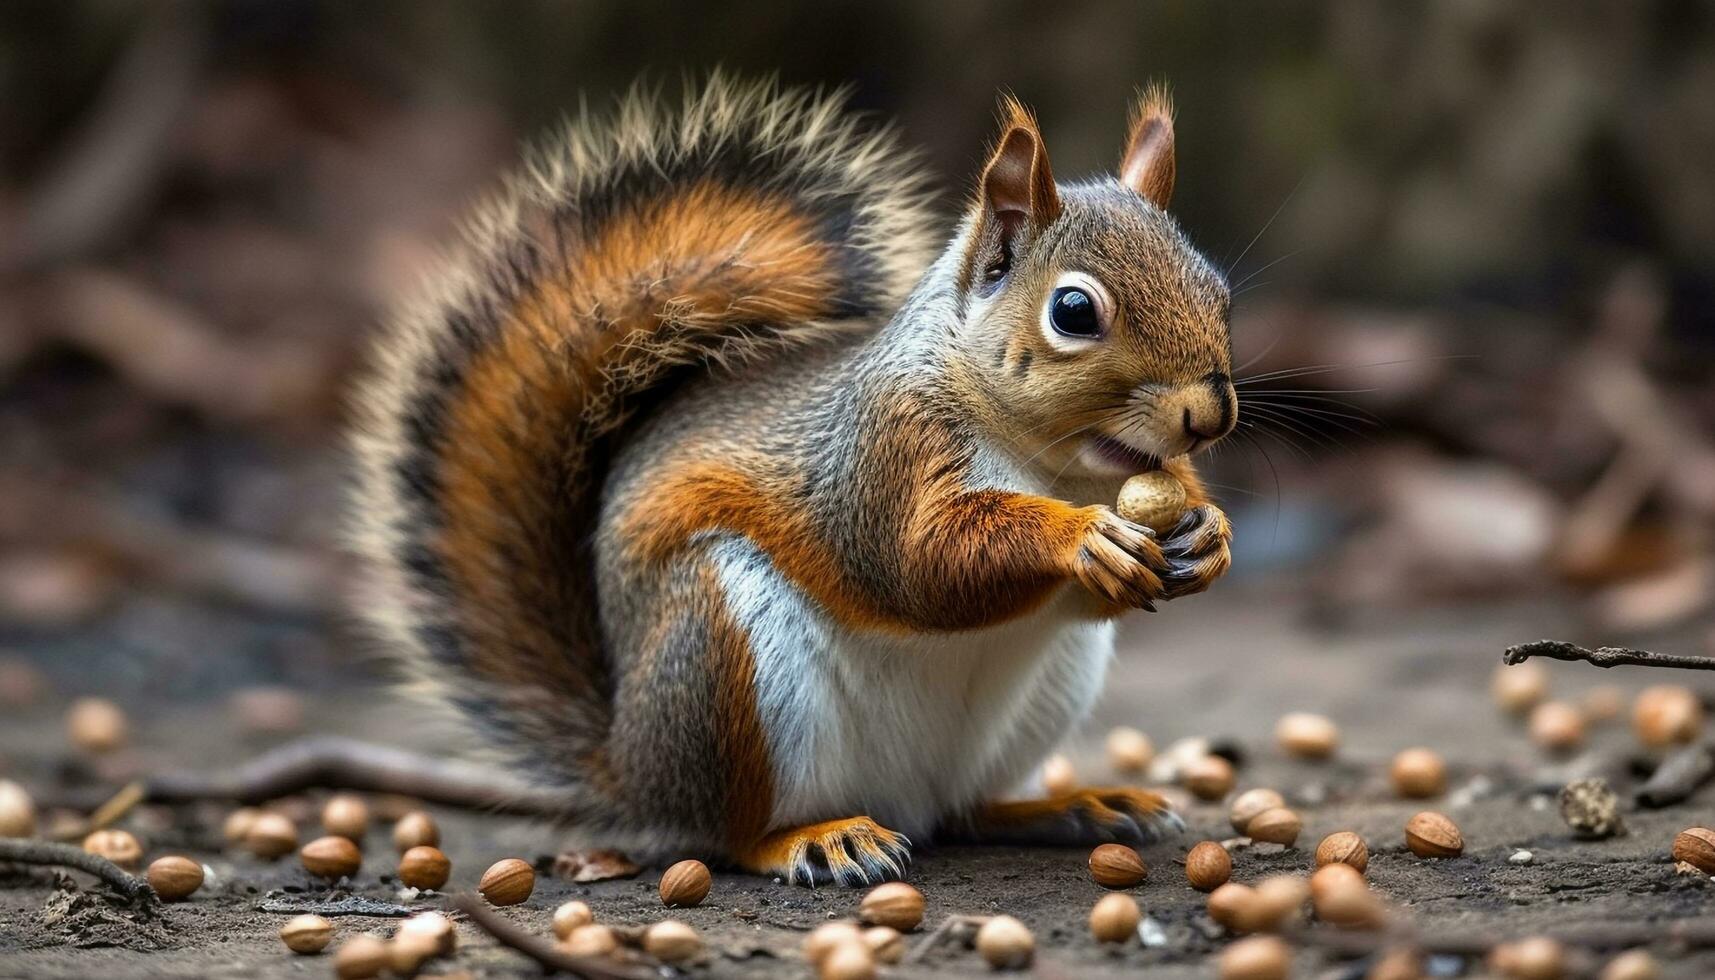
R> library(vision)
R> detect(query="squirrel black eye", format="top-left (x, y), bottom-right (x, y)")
top-left (1048, 287), bottom-right (1102, 338)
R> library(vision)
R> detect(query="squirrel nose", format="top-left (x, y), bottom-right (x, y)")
top-left (1180, 372), bottom-right (1236, 447)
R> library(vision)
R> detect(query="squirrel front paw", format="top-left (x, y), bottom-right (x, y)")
top-left (1157, 503), bottom-right (1232, 598)
top-left (1070, 507), bottom-right (1168, 611)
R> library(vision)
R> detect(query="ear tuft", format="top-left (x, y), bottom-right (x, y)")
top-left (979, 95), bottom-right (1060, 225)
top-left (1120, 83), bottom-right (1176, 209)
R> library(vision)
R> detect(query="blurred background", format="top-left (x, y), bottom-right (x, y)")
top-left (2, 0), bottom-right (1712, 710)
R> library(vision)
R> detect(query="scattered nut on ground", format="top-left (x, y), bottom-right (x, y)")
top-left (245, 812), bottom-right (298, 860)
top-left (1205, 882), bottom-right (1255, 930)
top-left (1185, 840), bottom-right (1232, 891)
top-left (300, 835), bottom-right (362, 879)
top-left (861, 926), bottom-right (904, 964)
top-left (477, 857), bottom-right (534, 906)
top-left (1529, 700), bottom-right (1586, 752)
top-left (1310, 863), bottom-right (1384, 928)
top-left (976, 914), bottom-right (1034, 970)
top-left (146, 855), bottom-right (203, 901)
top-left (1088, 843), bottom-right (1147, 888)
top-left (659, 858), bottom-right (712, 907)
top-left (553, 900), bottom-right (595, 939)
top-left (1246, 807), bottom-right (1302, 847)
top-left (279, 914), bottom-right (334, 954)
top-left (222, 807), bottom-right (260, 846)
top-left (1671, 827), bottom-right (1715, 873)
top-left (1368, 946), bottom-right (1424, 980)
top-left (562, 923), bottom-right (618, 956)
top-left (1314, 831), bottom-right (1368, 872)
top-left (1234, 875), bottom-right (1309, 933)
top-left (397, 845), bottom-right (450, 890)
top-left (1184, 755), bottom-right (1235, 801)
top-left (1089, 892), bottom-right (1141, 943)
top-left (1106, 726), bottom-right (1153, 773)
top-left (0, 780), bottom-right (37, 838)
top-left (321, 793), bottom-right (369, 841)
top-left (1634, 685), bottom-right (1703, 747)
top-left (1492, 662), bottom-right (1548, 715)
top-left (859, 881), bottom-right (924, 930)
top-left (820, 938), bottom-right (877, 980)
top-left (1599, 948), bottom-right (1660, 980)
top-left (1042, 753), bottom-right (1077, 796)
top-left (1489, 935), bottom-right (1565, 980)
top-left (391, 810), bottom-right (439, 853)
top-left (804, 922), bottom-right (864, 965)
top-left (1228, 788), bottom-right (1286, 834)
top-left (1583, 685), bottom-right (1626, 723)
top-left (332, 933), bottom-right (389, 979)
top-left (1390, 747), bottom-right (1447, 798)
top-left (65, 697), bottom-right (127, 753)
top-left (1275, 712), bottom-right (1338, 759)
top-left (1219, 934), bottom-right (1291, 980)
top-left (388, 928), bottom-right (441, 974)
top-left (398, 911), bottom-right (455, 956)
top-left (82, 828), bottom-right (142, 869)
top-left (1405, 811), bottom-right (1463, 858)
top-left (643, 920), bottom-right (702, 963)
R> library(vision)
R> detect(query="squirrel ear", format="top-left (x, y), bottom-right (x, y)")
top-left (1119, 84), bottom-right (1175, 209)
top-left (978, 97), bottom-right (1061, 230)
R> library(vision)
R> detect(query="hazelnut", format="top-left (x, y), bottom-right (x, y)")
top-left (0, 779), bottom-right (37, 838)
top-left (1116, 471), bottom-right (1187, 531)
top-left (561, 923), bottom-right (618, 956)
top-left (321, 794), bottom-right (369, 841)
top-left (245, 812), bottom-right (298, 860)
top-left (659, 858), bottom-right (712, 907)
top-left (975, 914), bottom-right (1034, 970)
top-left (1671, 827), bottom-right (1715, 873)
top-left (1311, 864), bottom-right (1384, 928)
top-left (1493, 662), bottom-right (1548, 715)
top-left (391, 810), bottom-right (439, 853)
top-left (300, 835), bottom-right (362, 879)
top-left (1219, 934), bottom-right (1291, 980)
top-left (398, 845), bottom-right (451, 890)
top-left (1089, 892), bottom-right (1141, 943)
top-left (1088, 843), bottom-right (1147, 888)
top-left (859, 881), bottom-right (924, 930)
top-left (146, 855), bottom-right (203, 901)
top-left (1529, 701), bottom-right (1585, 752)
top-left (803, 922), bottom-right (864, 965)
top-left (1275, 712), bottom-right (1338, 759)
top-left (862, 926), bottom-right (905, 964)
top-left (1404, 811), bottom-right (1463, 858)
top-left (644, 920), bottom-right (702, 963)
top-left (1314, 831), bottom-right (1369, 872)
top-left (1234, 875), bottom-right (1308, 933)
top-left (1634, 685), bottom-right (1702, 747)
top-left (1309, 861), bottom-right (1364, 902)
top-left (478, 857), bottom-right (534, 906)
top-left (66, 697), bottom-right (127, 753)
top-left (1229, 788), bottom-right (1286, 834)
top-left (1185, 840), bottom-right (1232, 891)
top-left (1042, 753), bottom-right (1077, 796)
top-left (1206, 882), bottom-right (1254, 930)
top-left (1369, 947), bottom-right (1425, 980)
top-left (1184, 755), bottom-right (1235, 801)
top-left (1390, 748), bottom-right (1447, 798)
top-left (1583, 685), bottom-right (1626, 723)
top-left (280, 914), bottom-right (334, 954)
top-left (552, 900), bottom-right (594, 939)
top-left (333, 933), bottom-right (389, 979)
top-left (820, 938), bottom-right (877, 980)
top-left (398, 911), bottom-right (456, 956)
top-left (82, 828), bottom-right (142, 869)
top-left (1489, 935), bottom-right (1564, 980)
top-left (1106, 726), bottom-right (1154, 774)
top-left (1247, 807), bottom-right (1302, 847)
top-left (388, 928), bottom-right (442, 974)
top-left (222, 806), bottom-right (260, 845)
top-left (1599, 949), bottom-right (1659, 980)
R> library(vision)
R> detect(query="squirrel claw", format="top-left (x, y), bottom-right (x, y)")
top-left (736, 816), bottom-right (912, 887)
top-left (1156, 504), bottom-right (1232, 598)
top-left (1073, 508), bottom-right (1168, 609)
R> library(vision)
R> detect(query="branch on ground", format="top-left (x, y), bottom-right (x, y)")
top-left (1503, 640), bottom-right (1715, 671)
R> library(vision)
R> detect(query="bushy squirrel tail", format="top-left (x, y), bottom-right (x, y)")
top-left (348, 75), bottom-right (936, 812)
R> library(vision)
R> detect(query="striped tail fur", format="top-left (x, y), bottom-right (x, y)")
top-left (349, 76), bottom-right (937, 816)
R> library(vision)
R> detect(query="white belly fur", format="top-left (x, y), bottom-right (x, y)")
top-left (707, 534), bottom-right (1114, 841)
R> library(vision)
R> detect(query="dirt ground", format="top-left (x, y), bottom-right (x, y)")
top-left (3, 582), bottom-right (1714, 979)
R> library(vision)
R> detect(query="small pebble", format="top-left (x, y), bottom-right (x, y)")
top-left (1510, 849), bottom-right (1534, 865)
top-left (1137, 916), bottom-right (1167, 948)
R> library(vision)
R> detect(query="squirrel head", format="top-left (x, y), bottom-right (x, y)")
top-left (947, 88), bottom-right (1235, 481)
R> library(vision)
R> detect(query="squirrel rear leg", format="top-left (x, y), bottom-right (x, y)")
top-left (947, 789), bottom-right (1183, 847)
top-left (734, 817), bottom-right (912, 886)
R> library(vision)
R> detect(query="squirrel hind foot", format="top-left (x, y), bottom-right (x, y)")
top-left (736, 816), bottom-right (912, 887)
top-left (952, 788), bottom-right (1184, 848)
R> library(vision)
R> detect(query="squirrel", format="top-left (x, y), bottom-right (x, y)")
top-left (352, 76), bottom-right (1236, 886)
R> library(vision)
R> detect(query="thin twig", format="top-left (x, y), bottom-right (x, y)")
top-left (1503, 640), bottom-right (1715, 672)
top-left (905, 914), bottom-right (992, 964)
top-left (44, 736), bottom-right (578, 818)
top-left (0, 838), bottom-right (157, 907)
top-left (50, 779), bottom-right (147, 842)
top-left (450, 893), bottom-right (651, 979)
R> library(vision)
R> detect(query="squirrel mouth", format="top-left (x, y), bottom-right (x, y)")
top-left (1086, 435), bottom-right (1163, 474)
